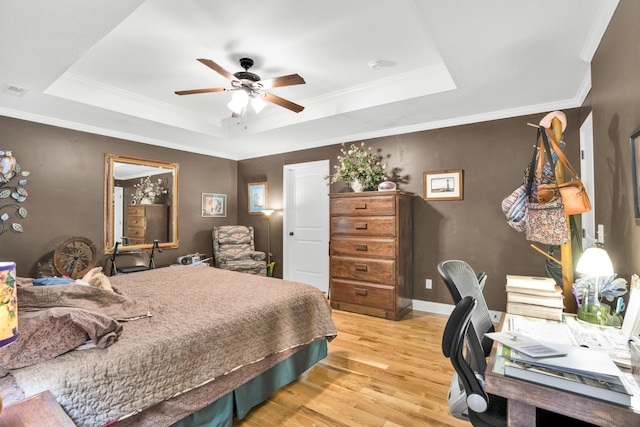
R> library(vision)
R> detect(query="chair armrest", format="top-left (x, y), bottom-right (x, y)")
top-left (251, 251), bottom-right (266, 261)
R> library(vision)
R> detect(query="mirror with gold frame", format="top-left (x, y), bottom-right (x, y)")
top-left (104, 153), bottom-right (179, 252)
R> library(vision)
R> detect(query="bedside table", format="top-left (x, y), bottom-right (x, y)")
top-left (0, 390), bottom-right (76, 426)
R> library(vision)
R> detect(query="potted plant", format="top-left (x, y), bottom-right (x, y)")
top-left (132, 176), bottom-right (168, 204)
top-left (328, 142), bottom-right (389, 191)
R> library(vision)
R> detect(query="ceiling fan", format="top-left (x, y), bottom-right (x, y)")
top-left (175, 57), bottom-right (305, 115)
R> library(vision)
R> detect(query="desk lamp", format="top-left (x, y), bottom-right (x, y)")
top-left (575, 246), bottom-right (614, 325)
top-left (262, 209), bottom-right (275, 276)
top-left (0, 262), bottom-right (18, 412)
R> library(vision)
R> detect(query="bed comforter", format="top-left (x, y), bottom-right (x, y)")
top-left (8, 265), bottom-right (337, 426)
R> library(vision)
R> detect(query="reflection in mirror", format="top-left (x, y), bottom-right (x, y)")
top-left (104, 154), bottom-right (179, 252)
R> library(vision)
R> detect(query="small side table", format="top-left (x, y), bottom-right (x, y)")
top-left (0, 390), bottom-right (76, 426)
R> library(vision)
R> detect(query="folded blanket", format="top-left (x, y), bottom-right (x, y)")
top-left (17, 283), bottom-right (149, 321)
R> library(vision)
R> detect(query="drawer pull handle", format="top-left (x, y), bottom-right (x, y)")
top-left (355, 263), bottom-right (368, 272)
top-left (354, 288), bottom-right (368, 296)
top-left (354, 203), bottom-right (367, 210)
top-left (354, 223), bottom-right (368, 230)
top-left (355, 244), bottom-right (368, 251)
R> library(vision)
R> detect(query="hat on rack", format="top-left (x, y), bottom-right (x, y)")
top-left (539, 110), bottom-right (567, 132)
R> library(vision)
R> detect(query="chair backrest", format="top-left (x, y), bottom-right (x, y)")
top-left (212, 225), bottom-right (257, 264)
top-left (442, 296), bottom-right (490, 416)
top-left (437, 260), bottom-right (495, 372)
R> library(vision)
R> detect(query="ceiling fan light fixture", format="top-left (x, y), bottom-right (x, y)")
top-left (251, 95), bottom-right (267, 114)
top-left (228, 89), bottom-right (249, 114)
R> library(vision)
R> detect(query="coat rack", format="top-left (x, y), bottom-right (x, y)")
top-left (527, 112), bottom-right (576, 313)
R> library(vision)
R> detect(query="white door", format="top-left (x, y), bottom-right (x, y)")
top-left (113, 186), bottom-right (124, 245)
top-left (283, 160), bottom-right (330, 293)
top-left (580, 112), bottom-right (596, 246)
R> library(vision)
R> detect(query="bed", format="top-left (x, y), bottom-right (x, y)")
top-left (0, 265), bottom-right (337, 426)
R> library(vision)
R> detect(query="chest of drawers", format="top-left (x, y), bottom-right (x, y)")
top-left (127, 204), bottom-right (168, 245)
top-left (329, 191), bottom-right (413, 320)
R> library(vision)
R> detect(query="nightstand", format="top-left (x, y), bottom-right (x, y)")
top-left (0, 390), bottom-right (76, 426)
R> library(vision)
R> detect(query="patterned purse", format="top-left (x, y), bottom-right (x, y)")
top-left (524, 129), bottom-right (569, 245)
top-left (524, 196), bottom-right (569, 245)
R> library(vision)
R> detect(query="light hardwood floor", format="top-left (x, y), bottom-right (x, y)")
top-left (235, 309), bottom-right (470, 427)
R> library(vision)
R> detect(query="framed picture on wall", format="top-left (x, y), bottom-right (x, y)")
top-left (423, 169), bottom-right (463, 200)
top-left (248, 182), bottom-right (268, 215)
top-left (202, 193), bottom-right (226, 217)
top-left (631, 129), bottom-right (640, 224)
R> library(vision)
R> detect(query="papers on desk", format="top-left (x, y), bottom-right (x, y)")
top-left (485, 332), bottom-right (567, 358)
top-left (497, 314), bottom-right (638, 407)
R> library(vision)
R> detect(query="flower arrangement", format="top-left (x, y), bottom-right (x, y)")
top-left (328, 142), bottom-right (388, 191)
top-left (132, 176), bottom-right (168, 204)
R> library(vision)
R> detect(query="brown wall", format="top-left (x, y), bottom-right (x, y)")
top-left (237, 111), bottom-right (582, 311)
top-left (0, 116), bottom-right (238, 277)
top-left (585, 0), bottom-right (640, 278)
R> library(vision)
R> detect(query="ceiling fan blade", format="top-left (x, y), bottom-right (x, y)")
top-left (259, 74), bottom-right (305, 89)
top-left (175, 88), bottom-right (227, 95)
top-left (264, 92), bottom-right (304, 113)
top-left (197, 58), bottom-right (236, 81)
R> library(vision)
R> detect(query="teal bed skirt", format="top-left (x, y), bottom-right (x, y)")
top-left (171, 339), bottom-right (328, 427)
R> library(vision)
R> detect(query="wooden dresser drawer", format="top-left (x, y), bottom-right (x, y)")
top-left (128, 205), bottom-right (145, 217)
top-left (128, 216), bottom-right (146, 227)
top-left (331, 216), bottom-right (395, 236)
top-left (331, 236), bottom-right (395, 258)
top-left (331, 195), bottom-right (396, 216)
top-left (128, 227), bottom-right (145, 239)
top-left (331, 255), bottom-right (395, 285)
top-left (330, 279), bottom-right (394, 311)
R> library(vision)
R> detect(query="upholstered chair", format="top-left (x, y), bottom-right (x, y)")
top-left (212, 225), bottom-right (267, 276)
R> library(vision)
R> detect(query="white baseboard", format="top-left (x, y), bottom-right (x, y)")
top-left (413, 299), bottom-right (502, 323)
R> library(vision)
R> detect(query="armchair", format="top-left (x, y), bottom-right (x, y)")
top-left (212, 225), bottom-right (267, 276)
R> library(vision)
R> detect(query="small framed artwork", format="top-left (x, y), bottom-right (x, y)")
top-left (248, 182), bottom-right (268, 215)
top-left (202, 193), bottom-right (226, 217)
top-left (423, 169), bottom-right (463, 201)
top-left (631, 128), bottom-right (640, 224)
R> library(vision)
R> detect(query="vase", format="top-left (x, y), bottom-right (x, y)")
top-left (141, 198), bottom-right (153, 205)
top-left (350, 180), bottom-right (364, 192)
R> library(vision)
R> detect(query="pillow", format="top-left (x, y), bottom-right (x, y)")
top-left (32, 277), bottom-right (76, 286)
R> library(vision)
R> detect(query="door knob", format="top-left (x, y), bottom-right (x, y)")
top-left (289, 232), bottom-right (294, 236)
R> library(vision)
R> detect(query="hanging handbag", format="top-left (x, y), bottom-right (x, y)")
top-left (501, 134), bottom-right (541, 232)
top-left (536, 129), bottom-right (591, 215)
top-left (524, 129), bottom-right (570, 245)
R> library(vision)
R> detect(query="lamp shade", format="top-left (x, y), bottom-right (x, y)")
top-left (576, 247), bottom-right (614, 277)
top-left (0, 262), bottom-right (18, 347)
top-left (262, 209), bottom-right (275, 217)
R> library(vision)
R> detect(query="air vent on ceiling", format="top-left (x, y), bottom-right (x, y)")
top-left (2, 84), bottom-right (28, 97)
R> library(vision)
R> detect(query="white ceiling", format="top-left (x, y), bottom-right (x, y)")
top-left (0, 1), bottom-right (618, 160)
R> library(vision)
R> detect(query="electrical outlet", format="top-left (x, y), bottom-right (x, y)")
top-left (425, 278), bottom-right (432, 289)
top-left (489, 310), bottom-right (502, 323)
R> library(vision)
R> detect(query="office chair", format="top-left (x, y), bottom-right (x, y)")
top-left (442, 296), bottom-right (507, 427)
top-left (438, 260), bottom-right (495, 369)
top-left (437, 260), bottom-right (495, 420)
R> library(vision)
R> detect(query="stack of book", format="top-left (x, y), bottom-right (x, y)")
top-left (506, 275), bottom-right (564, 321)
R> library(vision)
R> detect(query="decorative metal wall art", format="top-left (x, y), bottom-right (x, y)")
top-left (0, 150), bottom-right (29, 236)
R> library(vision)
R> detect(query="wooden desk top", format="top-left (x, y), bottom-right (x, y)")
top-left (484, 314), bottom-right (640, 426)
top-left (0, 390), bottom-right (76, 426)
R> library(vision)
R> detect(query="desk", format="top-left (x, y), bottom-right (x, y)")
top-left (484, 314), bottom-right (640, 426)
